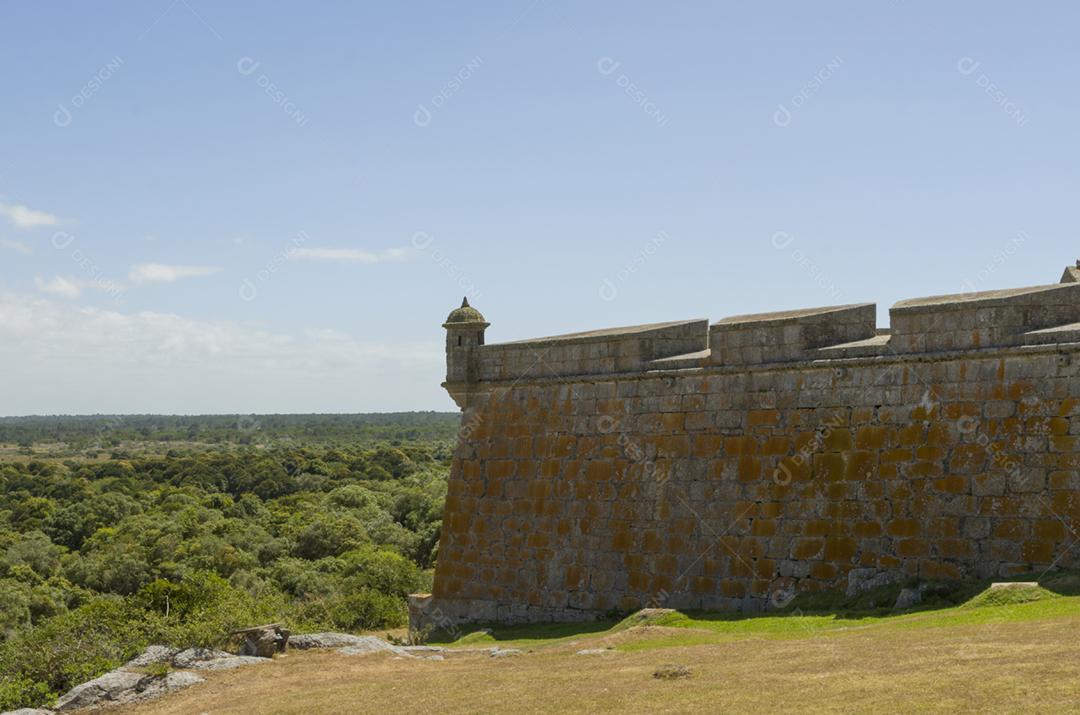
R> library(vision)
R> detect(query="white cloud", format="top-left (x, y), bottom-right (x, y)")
top-left (0, 202), bottom-right (61, 229)
top-left (0, 238), bottom-right (31, 254)
top-left (0, 291), bottom-right (445, 414)
top-left (290, 247), bottom-right (410, 264)
top-left (34, 276), bottom-right (82, 298)
top-left (33, 275), bottom-right (125, 299)
top-left (129, 263), bottom-right (222, 284)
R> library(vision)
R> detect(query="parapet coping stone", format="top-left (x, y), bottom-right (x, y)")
top-left (649, 348), bottom-right (712, 365)
top-left (891, 281), bottom-right (1079, 314)
top-left (485, 319), bottom-right (707, 349)
top-left (814, 333), bottom-right (893, 356)
top-left (466, 338), bottom-right (1080, 387)
top-left (712, 303), bottom-right (873, 328)
top-left (817, 334), bottom-right (892, 350)
top-left (1024, 321), bottom-right (1080, 337)
top-left (473, 281), bottom-right (1076, 354)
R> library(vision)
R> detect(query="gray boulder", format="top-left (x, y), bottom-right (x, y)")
top-left (2, 709), bottom-right (55, 715)
top-left (191, 656), bottom-right (267, 671)
top-left (123, 645), bottom-right (179, 669)
top-left (489, 647), bottom-right (524, 658)
top-left (171, 647), bottom-right (267, 671)
top-left (53, 668), bottom-right (204, 712)
top-left (337, 636), bottom-right (411, 657)
top-left (171, 647), bottom-right (235, 668)
top-left (400, 645), bottom-right (445, 654)
top-left (234, 624), bottom-right (290, 657)
top-left (894, 586), bottom-right (923, 610)
top-left (289, 633), bottom-right (377, 650)
top-left (54, 671), bottom-right (145, 711)
top-left (135, 672), bottom-right (204, 699)
top-left (186, 655), bottom-right (268, 671)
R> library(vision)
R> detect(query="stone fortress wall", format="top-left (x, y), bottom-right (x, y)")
top-left (414, 263), bottom-right (1080, 626)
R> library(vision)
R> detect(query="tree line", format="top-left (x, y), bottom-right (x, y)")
top-left (0, 414), bottom-right (459, 710)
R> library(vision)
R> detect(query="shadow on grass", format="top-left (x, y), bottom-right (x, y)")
top-left (429, 619), bottom-right (618, 646)
top-left (691, 568), bottom-right (1080, 623)
top-left (429, 569), bottom-right (1080, 645)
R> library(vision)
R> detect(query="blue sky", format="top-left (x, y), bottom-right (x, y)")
top-left (0, 1), bottom-right (1076, 414)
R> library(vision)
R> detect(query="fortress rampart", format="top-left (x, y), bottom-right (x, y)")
top-left (416, 264), bottom-right (1080, 626)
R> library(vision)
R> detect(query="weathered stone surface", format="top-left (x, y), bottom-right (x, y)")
top-left (2, 709), bottom-right (55, 715)
top-left (132, 672), bottom-right (205, 700)
top-left (53, 669), bottom-right (202, 711)
top-left (122, 645), bottom-right (179, 669)
top-left (337, 637), bottom-right (411, 657)
top-left (400, 645), bottom-right (446, 654)
top-left (894, 587), bottom-right (923, 610)
top-left (990, 581), bottom-right (1039, 589)
top-left (623, 608), bottom-right (675, 624)
top-left (234, 624), bottom-right (290, 657)
top-left (846, 568), bottom-right (903, 597)
top-left (54, 671), bottom-right (145, 711)
top-left (428, 267), bottom-right (1080, 627)
top-left (171, 647), bottom-right (267, 671)
top-left (170, 647), bottom-right (234, 668)
top-left (489, 647), bottom-right (524, 658)
top-left (187, 655), bottom-right (269, 671)
top-left (244, 631), bottom-right (278, 658)
top-left (575, 648), bottom-right (612, 656)
top-left (288, 633), bottom-right (377, 650)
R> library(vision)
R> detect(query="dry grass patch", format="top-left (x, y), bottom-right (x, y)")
top-left (116, 600), bottom-right (1080, 715)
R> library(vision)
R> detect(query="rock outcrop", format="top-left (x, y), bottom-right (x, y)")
top-left (288, 632), bottom-right (378, 650)
top-left (233, 624), bottom-right (290, 658)
top-left (33, 643), bottom-right (273, 713)
top-left (52, 668), bottom-right (205, 712)
top-left (3, 633), bottom-right (441, 715)
top-left (171, 647), bottom-right (269, 671)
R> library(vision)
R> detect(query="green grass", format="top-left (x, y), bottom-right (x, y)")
top-left (437, 619), bottom-right (615, 648)
top-left (121, 574), bottom-right (1080, 715)
top-left (622, 592), bottom-right (1080, 646)
top-left (441, 572), bottom-right (1080, 653)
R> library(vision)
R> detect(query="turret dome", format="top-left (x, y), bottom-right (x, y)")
top-left (444, 297), bottom-right (487, 325)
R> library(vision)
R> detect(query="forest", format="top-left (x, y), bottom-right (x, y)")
top-left (0, 412), bottom-right (461, 710)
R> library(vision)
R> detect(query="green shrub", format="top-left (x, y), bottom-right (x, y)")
top-left (133, 571), bottom-right (291, 648)
top-left (292, 515), bottom-right (368, 560)
top-left (340, 547), bottom-right (422, 596)
top-left (0, 596), bottom-right (145, 706)
top-left (0, 573), bottom-right (294, 709)
top-left (299, 589), bottom-right (405, 632)
top-left (143, 661), bottom-right (171, 678)
top-left (0, 674), bottom-right (55, 711)
top-left (0, 578), bottom-right (32, 638)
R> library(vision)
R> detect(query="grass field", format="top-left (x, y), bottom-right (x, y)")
top-left (116, 583), bottom-right (1080, 714)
